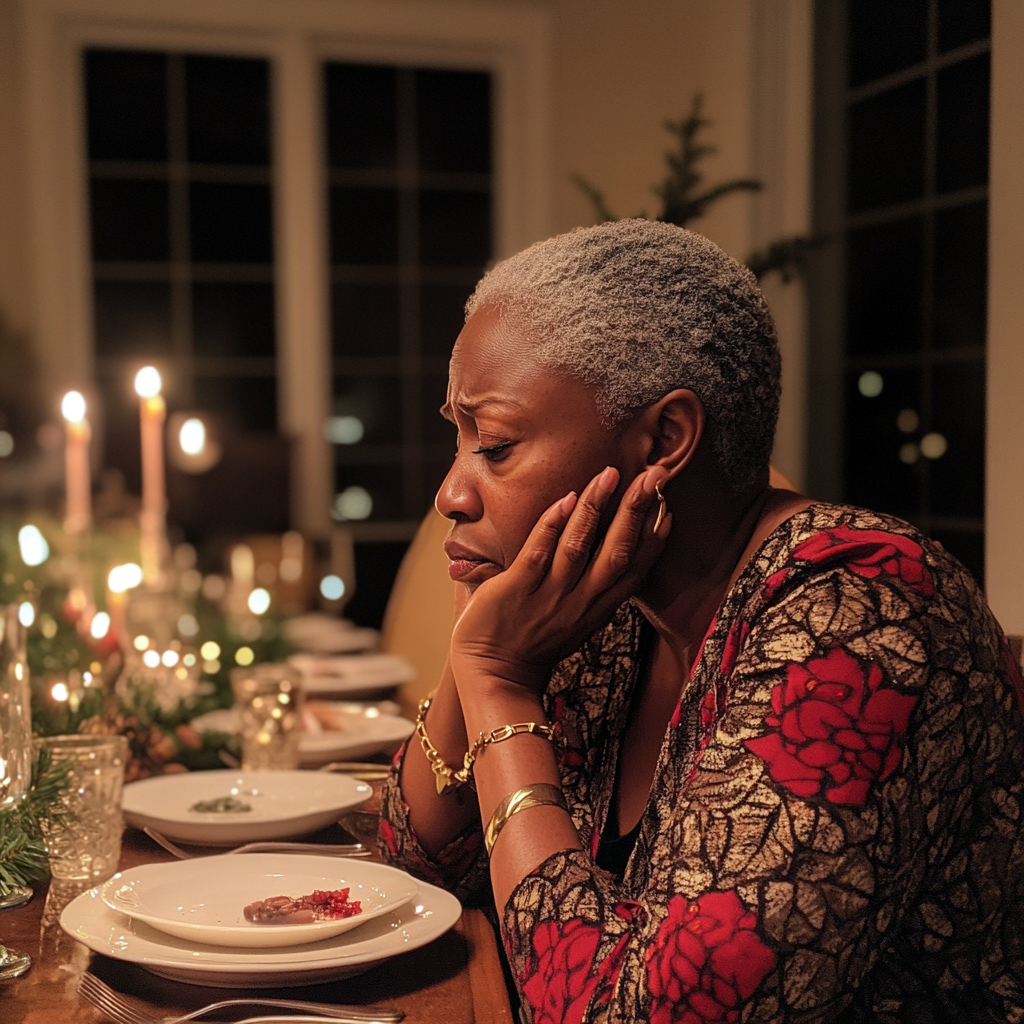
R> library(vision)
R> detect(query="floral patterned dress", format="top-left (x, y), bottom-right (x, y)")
top-left (379, 504), bottom-right (1024, 1023)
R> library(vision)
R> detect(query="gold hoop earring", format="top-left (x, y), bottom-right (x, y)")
top-left (653, 483), bottom-right (666, 535)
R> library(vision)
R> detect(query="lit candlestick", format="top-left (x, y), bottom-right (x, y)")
top-left (61, 391), bottom-right (91, 535)
top-left (134, 366), bottom-right (167, 583)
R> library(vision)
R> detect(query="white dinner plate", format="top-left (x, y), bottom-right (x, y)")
top-left (122, 770), bottom-right (371, 846)
top-left (191, 705), bottom-right (413, 767)
top-left (101, 855), bottom-right (418, 948)
top-left (289, 653), bottom-right (417, 697)
top-left (283, 614), bottom-right (380, 654)
top-left (61, 872), bottom-right (461, 988)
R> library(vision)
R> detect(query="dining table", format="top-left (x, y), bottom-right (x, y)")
top-left (0, 827), bottom-right (514, 1024)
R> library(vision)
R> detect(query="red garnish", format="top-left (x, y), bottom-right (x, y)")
top-left (243, 887), bottom-right (362, 924)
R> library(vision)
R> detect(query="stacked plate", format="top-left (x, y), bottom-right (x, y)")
top-left (122, 770), bottom-right (372, 845)
top-left (190, 705), bottom-right (414, 768)
top-left (288, 653), bottom-right (417, 699)
top-left (61, 853), bottom-right (461, 987)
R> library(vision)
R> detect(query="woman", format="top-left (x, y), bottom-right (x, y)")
top-left (379, 219), bottom-right (1024, 1022)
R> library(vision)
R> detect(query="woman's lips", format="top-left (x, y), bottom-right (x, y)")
top-left (447, 557), bottom-right (488, 581)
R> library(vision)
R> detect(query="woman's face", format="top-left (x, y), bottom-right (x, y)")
top-left (437, 305), bottom-right (635, 588)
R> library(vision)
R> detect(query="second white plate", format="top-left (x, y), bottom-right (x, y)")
top-left (122, 770), bottom-right (371, 846)
top-left (101, 855), bottom-right (418, 948)
top-left (62, 875), bottom-right (461, 988)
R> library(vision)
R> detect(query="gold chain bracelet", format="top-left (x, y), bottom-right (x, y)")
top-left (463, 721), bottom-right (556, 778)
top-left (484, 783), bottom-right (569, 855)
top-left (416, 696), bottom-right (471, 795)
top-left (416, 696), bottom-right (557, 797)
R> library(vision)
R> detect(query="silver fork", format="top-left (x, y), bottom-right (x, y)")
top-left (79, 971), bottom-right (403, 1024)
top-left (142, 827), bottom-right (368, 860)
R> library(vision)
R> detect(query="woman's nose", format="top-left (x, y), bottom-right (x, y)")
top-left (435, 456), bottom-right (482, 522)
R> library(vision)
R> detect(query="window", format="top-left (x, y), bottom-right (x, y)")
top-left (811, 0), bottom-right (990, 582)
top-left (325, 63), bottom-right (492, 526)
top-left (86, 50), bottom-right (277, 497)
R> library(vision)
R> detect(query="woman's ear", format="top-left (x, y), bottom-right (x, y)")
top-left (643, 389), bottom-right (704, 480)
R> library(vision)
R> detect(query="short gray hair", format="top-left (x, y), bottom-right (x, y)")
top-left (465, 219), bottom-right (781, 493)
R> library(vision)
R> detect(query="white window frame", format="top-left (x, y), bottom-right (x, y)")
top-left (15, 0), bottom-right (552, 536)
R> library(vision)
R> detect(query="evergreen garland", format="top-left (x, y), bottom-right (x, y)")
top-left (0, 748), bottom-right (72, 896)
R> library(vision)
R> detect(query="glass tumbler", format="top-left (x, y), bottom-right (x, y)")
top-left (0, 603), bottom-right (33, 813)
top-left (231, 663), bottom-right (304, 770)
top-left (34, 735), bottom-right (128, 883)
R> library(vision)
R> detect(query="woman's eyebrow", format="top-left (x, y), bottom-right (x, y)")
top-left (440, 397), bottom-right (523, 420)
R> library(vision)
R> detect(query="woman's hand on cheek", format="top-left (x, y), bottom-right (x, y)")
top-left (450, 465), bottom-right (671, 698)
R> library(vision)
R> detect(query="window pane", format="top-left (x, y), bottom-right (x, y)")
top-left (186, 56), bottom-right (270, 166)
top-left (938, 0), bottom-right (991, 53)
top-left (416, 69), bottom-right (491, 173)
top-left (97, 373), bottom-right (143, 494)
top-left (193, 282), bottom-right (275, 357)
top-left (844, 366), bottom-right (922, 517)
top-left (90, 179), bottom-right (169, 261)
top-left (848, 79), bottom-right (926, 211)
top-left (190, 182), bottom-right (273, 262)
top-left (934, 201), bottom-right (987, 350)
top-left (94, 281), bottom-right (172, 357)
top-left (331, 376), bottom-right (402, 443)
top-left (333, 465), bottom-right (403, 522)
top-left (421, 283), bottom-right (471, 355)
top-left (931, 360), bottom-right (984, 517)
top-left (936, 53), bottom-right (990, 194)
top-left (848, 0), bottom-right (927, 87)
top-left (846, 218), bottom-right (923, 355)
top-left (419, 191), bottom-right (491, 267)
top-left (331, 282), bottom-right (400, 356)
top-left (330, 188), bottom-right (399, 265)
top-left (346, 540), bottom-right (411, 628)
top-left (86, 49), bottom-right (167, 161)
top-left (930, 529), bottom-right (983, 586)
top-left (422, 373), bottom-right (456, 444)
top-left (325, 64), bottom-right (397, 170)
top-left (194, 376), bottom-right (277, 432)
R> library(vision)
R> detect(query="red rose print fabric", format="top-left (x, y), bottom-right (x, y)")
top-left (381, 505), bottom-right (1024, 1022)
top-left (645, 891), bottom-right (775, 1024)
top-left (792, 524), bottom-right (935, 596)
top-left (744, 646), bottom-right (918, 804)
top-left (519, 920), bottom-right (628, 1024)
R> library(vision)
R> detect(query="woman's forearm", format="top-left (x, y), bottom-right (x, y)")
top-left (458, 680), bottom-right (583, 909)
top-left (398, 660), bottom-right (481, 856)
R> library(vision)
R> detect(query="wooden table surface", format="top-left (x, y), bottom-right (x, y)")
top-left (0, 829), bottom-right (513, 1024)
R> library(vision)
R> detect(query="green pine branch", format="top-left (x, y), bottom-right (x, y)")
top-left (654, 97), bottom-right (762, 226)
top-left (0, 748), bottom-right (73, 896)
top-left (571, 93), bottom-right (827, 283)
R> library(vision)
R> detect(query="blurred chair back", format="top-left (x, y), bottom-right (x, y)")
top-left (379, 509), bottom-right (453, 718)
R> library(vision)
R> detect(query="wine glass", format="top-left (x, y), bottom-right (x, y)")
top-left (0, 602), bottom-right (35, 975)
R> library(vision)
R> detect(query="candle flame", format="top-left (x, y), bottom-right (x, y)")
top-left (134, 366), bottom-right (162, 398)
top-left (61, 391), bottom-right (87, 422)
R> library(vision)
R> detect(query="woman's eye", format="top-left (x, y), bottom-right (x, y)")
top-left (472, 442), bottom-right (513, 462)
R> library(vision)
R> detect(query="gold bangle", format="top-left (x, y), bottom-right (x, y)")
top-left (484, 783), bottom-right (568, 856)
top-left (416, 695), bottom-right (473, 796)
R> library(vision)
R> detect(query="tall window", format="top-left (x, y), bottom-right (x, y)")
top-left (812, 0), bottom-right (990, 582)
top-left (324, 63), bottom-right (492, 526)
top-left (86, 50), bottom-right (276, 495)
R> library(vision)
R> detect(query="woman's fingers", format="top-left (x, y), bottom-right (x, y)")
top-left (590, 467), bottom-right (668, 585)
top-left (548, 466), bottom-right (620, 590)
top-left (513, 490), bottom-right (579, 592)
